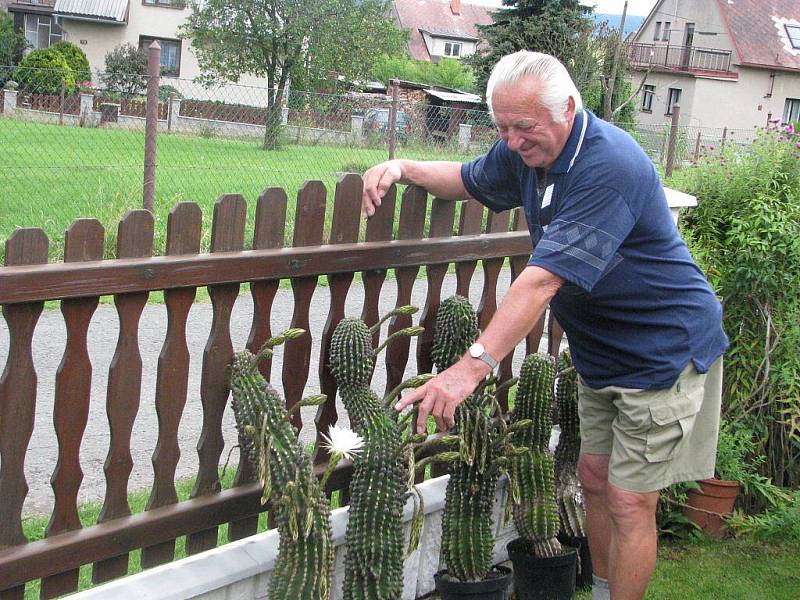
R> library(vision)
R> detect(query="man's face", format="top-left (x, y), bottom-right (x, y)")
top-left (491, 76), bottom-right (575, 169)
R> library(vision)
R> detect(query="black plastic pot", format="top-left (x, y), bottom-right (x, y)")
top-left (557, 533), bottom-right (593, 590)
top-left (506, 538), bottom-right (577, 600)
top-left (434, 565), bottom-right (513, 600)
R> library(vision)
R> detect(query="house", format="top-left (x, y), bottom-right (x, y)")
top-left (5, 0), bottom-right (63, 53)
top-left (627, 0), bottom-right (800, 130)
top-left (393, 0), bottom-right (494, 62)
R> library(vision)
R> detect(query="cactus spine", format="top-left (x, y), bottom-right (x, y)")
top-left (509, 353), bottom-right (563, 558)
top-left (554, 350), bottom-right (586, 538)
top-left (329, 313), bottom-right (420, 600)
top-left (229, 331), bottom-right (333, 600)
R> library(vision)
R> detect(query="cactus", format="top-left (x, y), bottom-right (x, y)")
top-left (329, 311), bottom-right (425, 600)
top-left (229, 330), bottom-right (334, 600)
top-left (554, 350), bottom-right (586, 538)
top-left (433, 295), bottom-right (509, 582)
top-left (509, 353), bottom-right (563, 558)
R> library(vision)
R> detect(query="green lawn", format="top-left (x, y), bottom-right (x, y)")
top-left (0, 117), bottom-right (479, 262)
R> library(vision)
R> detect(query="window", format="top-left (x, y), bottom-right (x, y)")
top-left (784, 98), bottom-right (800, 124)
top-left (654, 21), bottom-right (661, 41)
top-left (23, 14), bottom-right (62, 51)
top-left (662, 21), bottom-right (671, 42)
top-left (139, 36), bottom-right (182, 76)
top-left (786, 25), bottom-right (800, 49)
top-left (443, 42), bottom-right (461, 58)
top-left (641, 85), bottom-right (655, 112)
top-left (666, 88), bottom-right (681, 115)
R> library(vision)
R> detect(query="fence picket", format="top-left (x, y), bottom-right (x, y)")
top-left (92, 211), bottom-right (154, 583)
top-left (384, 186), bottom-right (427, 396)
top-left (142, 202), bottom-right (203, 568)
top-left (455, 200), bottom-right (485, 299)
top-left (282, 182), bottom-right (327, 431)
top-left (361, 184), bottom-right (396, 351)
top-left (0, 229), bottom-right (49, 600)
top-left (41, 219), bottom-right (105, 599)
top-left (315, 174), bottom-right (361, 466)
top-left (187, 195), bottom-right (246, 556)
top-left (508, 209), bottom-right (542, 355)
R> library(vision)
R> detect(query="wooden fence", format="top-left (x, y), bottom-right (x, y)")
top-left (0, 176), bottom-right (548, 599)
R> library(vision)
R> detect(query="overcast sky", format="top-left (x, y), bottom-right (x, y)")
top-left (469, 0), bottom-right (657, 17)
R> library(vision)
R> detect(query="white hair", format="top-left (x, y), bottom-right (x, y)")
top-left (486, 51), bottom-right (583, 123)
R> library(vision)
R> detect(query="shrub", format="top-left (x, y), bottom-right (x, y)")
top-left (101, 43), bottom-right (148, 97)
top-left (158, 84), bottom-right (183, 102)
top-left (50, 41), bottom-right (91, 85)
top-left (13, 48), bottom-right (75, 95)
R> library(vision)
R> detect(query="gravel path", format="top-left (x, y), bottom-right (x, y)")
top-left (0, 270), bottom-right (546, 517)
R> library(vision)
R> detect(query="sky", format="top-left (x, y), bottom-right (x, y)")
top-left (469, 0), bottom-right (658, 17)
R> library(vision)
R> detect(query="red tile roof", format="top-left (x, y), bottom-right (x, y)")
top-left (716, 0), bottom-right (800, 72)
top-left (393, 0), bottom-right (495, 61)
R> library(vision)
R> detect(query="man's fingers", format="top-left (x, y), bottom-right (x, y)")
top-left (416, 396), bottom-right (435, 435)
top-left (443, 402), bottom-right (457, 430)
top-left (395, 384), bottom-right (425, 411)
top-left (432, 401), bottom-right (445, 433)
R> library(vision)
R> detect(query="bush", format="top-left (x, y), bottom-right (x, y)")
top-left (50, 41), bottom-right (92, 85)
top-left (158, 84), bottom-right (183, 102)
top-left (101, 43), bottom-right (148, 97)
top-left (12, 48), bottom-right (75, 95)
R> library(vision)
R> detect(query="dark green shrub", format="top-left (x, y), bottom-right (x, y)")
top-left (13, 48), bottom-right (75, 94)
top-left (158, 84), bottom-right (182, 101)
top-left (101, 43), bottom-right (147, 97)
top-left (50, 41), bottom-right (92, 85)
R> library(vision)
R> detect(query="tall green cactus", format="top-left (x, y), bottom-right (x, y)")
top-left (509, 353), bottom-right (563, 558)
top-left (434, 295), bottom-right (504, 582)
top-left (554, 350), bottom-right (586, 538)
top-left (230, 331), bottom-right (333, 600)
top-left (329, 313), bottom-right (423, 600)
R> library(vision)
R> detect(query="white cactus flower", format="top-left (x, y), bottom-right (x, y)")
top-left (320, 424), bottom-right (365, 461)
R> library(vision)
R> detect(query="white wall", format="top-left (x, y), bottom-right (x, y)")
top-left (637, 0), bottom-right (735, 55)
top-left (420, 32), bottom-right (478, 60)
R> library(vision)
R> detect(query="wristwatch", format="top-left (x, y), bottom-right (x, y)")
top-left (468, 342), bottom-right (498, 371)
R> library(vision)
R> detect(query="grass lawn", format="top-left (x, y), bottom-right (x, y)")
top-left (0, 117), bottom-right (480, 263)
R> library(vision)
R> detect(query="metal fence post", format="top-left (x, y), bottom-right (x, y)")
top-left (59, 79), bottom-right (65, 126)
top-left (388, 79), bottom-right (399, 161)
top-left (693, 130), bottom-right (701, 163)
top-left (720, 126), bottom-right (728, 153)
top-left (665, 104), bottom-right (680, 178)
top-left (143, 41), bottom-right (161, 212)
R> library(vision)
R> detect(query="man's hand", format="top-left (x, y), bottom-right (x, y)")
top-left (394, 358), bottom-right (490, 434)
top-left (362, 160), bottom-right (403, 217)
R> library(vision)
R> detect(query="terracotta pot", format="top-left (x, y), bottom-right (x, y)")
top-left (682, 478), bottom-right (739, 538)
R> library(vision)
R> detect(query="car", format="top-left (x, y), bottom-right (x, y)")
top-left (364, 107), bottom-right (412, 140)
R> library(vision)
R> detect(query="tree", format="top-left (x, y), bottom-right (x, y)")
top-left (101, 43), bottom-right (148, 97)
top-left (13, 48), bottom-right (75, 95)
top-left (0, 12), bottom-right (28, 85)
top-left (181, 0), bottom-right (407, 149)
top-left (371, 55), bottom-right (476, 92)
top-left (50, 41), bottom-right (92, 85)
top-left (466, 0), bottom-right (594, 95)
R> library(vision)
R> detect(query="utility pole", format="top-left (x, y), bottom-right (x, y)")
top-left (603, 0), bottom-right (628, 122)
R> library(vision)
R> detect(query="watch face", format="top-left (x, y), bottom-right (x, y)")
top-left (469, 343), bottom-right (484, 358)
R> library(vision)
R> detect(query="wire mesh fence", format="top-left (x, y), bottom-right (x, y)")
top-left (0, 64), bottom-right (759, 261)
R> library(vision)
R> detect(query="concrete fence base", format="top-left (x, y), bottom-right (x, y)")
top-left (70, 475), bottom-right (518, 600)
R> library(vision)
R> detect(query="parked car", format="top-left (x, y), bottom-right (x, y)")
top-left (364, 108), bottom-right (412, 140)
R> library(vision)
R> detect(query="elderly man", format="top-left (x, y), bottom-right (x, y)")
top-left (361, 52), bottom-right (728, 600)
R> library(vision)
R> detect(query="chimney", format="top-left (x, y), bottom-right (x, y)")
top-left (450, 0), bottom-right (461, 15)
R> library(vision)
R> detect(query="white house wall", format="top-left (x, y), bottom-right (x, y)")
top-left (638, 0), bottom-right (736, 54)
top-left (420, 31), bottom-right (477, 60)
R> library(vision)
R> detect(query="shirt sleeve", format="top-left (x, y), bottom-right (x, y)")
top-left (460, 141), bottom-right (522, 212)
top-left (529, 184), bottom-right (636, 292)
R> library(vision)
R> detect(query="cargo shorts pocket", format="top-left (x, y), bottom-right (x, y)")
top-left (644, 389), bottom-right (703, 463)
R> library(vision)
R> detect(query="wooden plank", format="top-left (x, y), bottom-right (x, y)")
top-left (187, 195), bottom-right (245, 556)
top-left (283, 181), bottom-right (326, 431)
top-left (478, 210), bottom-right (511, 412)
top-left (0, 229), bottom-right (48, 600)
top-left (314, 175), bottom-right (361, 465)
top-left (141, 203), bottom-right (202, 568)
top-left (93, 211), bottom-right (154, 584)
top-left (41, 219), bottom-right (104, 599)
top-left (229, 189), bottom-right (286, 543)
top-left (455, 200), bottom-right (484, 299)
top-left (508, 209), bottom-right (542, 355)
top-left (384, 186), bottom-right (426, 396)
top-left (0, 233), bottom-right (533, 305)
top-left (361, 183), bottom-right (396, 350)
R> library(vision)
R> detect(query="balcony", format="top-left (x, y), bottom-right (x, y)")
top-left (627, 43), bottom-right (734, 77)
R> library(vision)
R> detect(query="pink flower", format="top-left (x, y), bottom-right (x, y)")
top-left (784, 124), bottom-right (795, 134)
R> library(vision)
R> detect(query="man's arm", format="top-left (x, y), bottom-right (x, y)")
top-left (362, 159), bottom-right (470, 217)
top-left (395, 265), bottom-right (563, 433)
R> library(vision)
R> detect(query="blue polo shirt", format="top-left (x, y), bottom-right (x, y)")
top-left (461, 109), bottom-right (728, 389)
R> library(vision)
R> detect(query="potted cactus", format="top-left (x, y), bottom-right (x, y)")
top-left (229, 329), bottom-right (340, 600)
top-left (506, 353), bottom-right (578, 600)
top-left (553, 350), bottom-right (592, 590)
top-left (430, 296), bottom-right (516, 600)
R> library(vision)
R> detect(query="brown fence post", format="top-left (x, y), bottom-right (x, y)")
top-left (143, 41), bottom-right (161, 212)
top-left (693, 130), bottom-right (701, 163)
top-left (59, 79), bottom-right (65, 125)
top-left (720, 126), bottom-right (728, 153)
top-left (665, 104), bottom-right (680, 178)
top-left (388, 79), bottom-right (399, 160)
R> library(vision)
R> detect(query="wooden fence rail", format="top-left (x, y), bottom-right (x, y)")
top-left (0, 175), bottom-right (541, 598)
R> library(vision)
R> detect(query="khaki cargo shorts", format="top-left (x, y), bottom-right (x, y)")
top-left (578, 358), bottom-right (723, 493)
